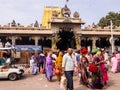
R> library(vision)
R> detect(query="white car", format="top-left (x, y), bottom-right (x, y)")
top-left (0, 66), bottom-right (24, 81)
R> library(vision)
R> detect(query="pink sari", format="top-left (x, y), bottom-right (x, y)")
top-left (100, 56), bottom-right (109, 83)
top-left (111, 56), bottom-right (117, 73)
top-left (115, 54), bottom-right (120, 72)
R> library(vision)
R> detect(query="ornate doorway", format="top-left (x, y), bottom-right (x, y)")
top-left (56, 29), bottom-right (76, 50)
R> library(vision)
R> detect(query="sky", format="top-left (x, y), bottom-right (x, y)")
top-left (0, 0), bottom-right (120, 27)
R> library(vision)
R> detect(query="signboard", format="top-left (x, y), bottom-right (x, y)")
top-left (14, 45), bottom-right (42, 50)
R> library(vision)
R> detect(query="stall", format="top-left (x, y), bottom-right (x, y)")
top-left (14, 45), bottom-right (42, 64)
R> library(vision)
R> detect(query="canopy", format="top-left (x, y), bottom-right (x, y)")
top-left (14, 45), bottom-right (42, 50)
top-left (0, 47), bottom-right (14, 50)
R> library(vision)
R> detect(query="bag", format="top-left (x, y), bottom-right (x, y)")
top-left (89, 63), bottom-right (98, 73)
top-left (54, 68), bottom-right (60, 75)
top-left (41, 68), bottom-right (46, 74)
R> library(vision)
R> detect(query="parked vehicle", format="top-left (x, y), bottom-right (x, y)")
top-left (0, 66), bottom-right (24, 81)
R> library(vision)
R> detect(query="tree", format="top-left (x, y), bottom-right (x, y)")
top-left (98, 12), bottom-right (120, 28)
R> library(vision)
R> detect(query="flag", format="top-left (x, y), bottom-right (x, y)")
top-left (66, 0), bottom-right (69, 2)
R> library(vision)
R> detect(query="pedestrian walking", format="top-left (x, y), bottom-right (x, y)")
top-left (45, 51), bottom-right (53, 81)
top-left (37, 51), bottom-right (45, 72)
top-left (55, 51), bottom-right (63, 81)
top-left (30, 55), bottom-right (39, 75)
top-left (78, 47), bottom-right (90, 87)
top-left (62, 48), bottom-right (75, 90)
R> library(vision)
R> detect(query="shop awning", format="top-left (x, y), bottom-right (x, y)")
top-left (0, 47), bottom-right (14, 50)
top-left (14, 45), bottom-right (42, 50)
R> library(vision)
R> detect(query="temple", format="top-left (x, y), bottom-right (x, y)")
top-left (0, 5), bottom-right (120, 52)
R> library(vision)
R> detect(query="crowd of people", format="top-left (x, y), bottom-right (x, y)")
top-left (27, 47), bottom-right (111, 90)
top-left (1, 47), bottom-right (120, 90)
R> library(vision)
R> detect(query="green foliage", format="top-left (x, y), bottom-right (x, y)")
top-left (98, 12), bottom-right (120, 28)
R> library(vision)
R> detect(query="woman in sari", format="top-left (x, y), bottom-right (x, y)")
top-left (79, 55), bottom-right (89, 85)
top-left (30, 55), bottom-right (39, 75)
top-left (111, 53), bottom-right (117, 73)
top-left (91, 51), bottom-right (108, 89)
top-left (78, 48), bottom-right (90, 86)
top-left (115, 52), bottom-right (120, 72)
top-left (91, 51), bottom-right (103, 89)
top-left (46, 51), bottom-right (53, 81)
top-left (55, 51), bottom-right (63, 81)
top-left (99, 51), bottom-right (109, 85)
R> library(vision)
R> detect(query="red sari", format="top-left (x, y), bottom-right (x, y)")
top-left (100, 56), bottom-right (109, 84)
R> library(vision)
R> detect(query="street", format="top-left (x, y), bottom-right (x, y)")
top-left (0, 70), bottom-right (120, 90)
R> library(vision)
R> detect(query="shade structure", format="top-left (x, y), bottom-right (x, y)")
top-left (14, 45), bottom-right (42, 50)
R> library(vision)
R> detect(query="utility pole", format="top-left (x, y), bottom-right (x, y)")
top-left (110, 20), bottom-right (114, 53)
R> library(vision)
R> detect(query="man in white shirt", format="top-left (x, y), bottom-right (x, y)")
top-left (62, 48), bottom-right (75, 90)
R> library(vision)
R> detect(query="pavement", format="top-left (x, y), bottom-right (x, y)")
top-left (0, 70), bottom-right (120, 90)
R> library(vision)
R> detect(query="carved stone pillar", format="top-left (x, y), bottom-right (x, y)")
top-left (52, 36), bottom-right (57, 50)
top-left (92, 37), bottom-right (97, 48)
top-left (6, 36), bottom-right (18, 57)
top-left (75, 34), bottom-right (81, 49)
top-left (29, 36), bottom-right (40, 55)
top-left (12, 37), bottom-right (16, 46)
top-left (29, 36), bottom-right (39, 46)
top-left (6, 36), bottom-right (18, 46)
top-left (35, 37), bottom-right (39, 46)
top-left (51, 30), bottom-right (59, 50)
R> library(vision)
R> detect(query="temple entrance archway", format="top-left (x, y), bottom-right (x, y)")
top-left (56, 29), bottom-right (76, 50)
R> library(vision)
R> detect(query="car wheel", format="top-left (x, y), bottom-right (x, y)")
top-left (8, 73), bottom-right (18, 81)
top-left (17, 75), bottom-right (21, 79)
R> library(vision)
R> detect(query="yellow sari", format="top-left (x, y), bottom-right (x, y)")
top-left (55, 54), bottom-right (63, 81)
